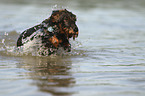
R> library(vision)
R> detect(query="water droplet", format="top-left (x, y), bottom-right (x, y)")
top-left (52, 4), bottom-right (58, 10)
top-left (4, 32), bottom-right (8, 36)
top-left (2, 39), bottom-right (5, 43)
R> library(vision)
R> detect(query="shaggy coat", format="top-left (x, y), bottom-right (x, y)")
top-left (17, 9), bottom-right (78, 55)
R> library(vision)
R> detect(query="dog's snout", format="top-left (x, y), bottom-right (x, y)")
top-left (74, 27), bottom-right (78, 32)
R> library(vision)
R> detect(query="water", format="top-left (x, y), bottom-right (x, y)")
top-left (0, 0), bottom-right (145, 96)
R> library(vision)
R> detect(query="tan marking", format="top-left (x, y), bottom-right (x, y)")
top-left (73, 32), bottom-right (78, 40)
top-left (49, 35), bottom-right (60, 48)
top-left (52, 14), bottom-right (60, 22)
top-left (69, 28), bottom-right (74, 34)
top-left (59, 9), bottom-right (65, 12)
top-left (76, 31), bottom-right (78, 35)
top-left (59, 24), bottom-right (65, 34)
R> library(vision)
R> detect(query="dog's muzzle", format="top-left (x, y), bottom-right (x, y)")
top-left (66, 25), bottom-right (79, 40)
top-left (73, 26), bottom-right (79, 40)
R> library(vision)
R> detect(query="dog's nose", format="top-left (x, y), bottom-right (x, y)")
top-left (74, 27), bottom-right (78, 33)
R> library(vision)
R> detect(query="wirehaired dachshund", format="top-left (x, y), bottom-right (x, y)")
top-left (17, 9), bottom-right (79, 55)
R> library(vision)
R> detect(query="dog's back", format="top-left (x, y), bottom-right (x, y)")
top-left (17, 24), bottom-right (41, 47)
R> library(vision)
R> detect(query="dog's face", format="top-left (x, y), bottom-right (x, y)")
top-left (48, 9), bottom-right (79, 51)
top-left (50, 9), bottom-right (78, 39)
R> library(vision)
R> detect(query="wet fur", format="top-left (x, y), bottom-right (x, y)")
top-left (17, 9), bottom-right (78, 55)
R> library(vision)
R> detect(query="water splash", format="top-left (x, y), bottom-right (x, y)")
top-left (51, 4), bottom-right (69, 11)
top-left (0, 31), bottom-right (83, 57)
top-left (51, 4), bottom-right (58, 10)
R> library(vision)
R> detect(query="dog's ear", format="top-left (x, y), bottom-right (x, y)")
top-left (52, 10), bottom-right (59, 15)
top-left (50, 10), bottom-right (61, 23)
top-left (50, 10), bottom-right (66, 23)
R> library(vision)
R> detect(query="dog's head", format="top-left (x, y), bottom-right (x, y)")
top-left (50, 9), bottom-right (78, 40)
top-left (47, 9), bottom-right (79, 51)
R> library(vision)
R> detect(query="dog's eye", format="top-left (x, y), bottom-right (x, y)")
top-left (47, 26), bottom-right (54, 32)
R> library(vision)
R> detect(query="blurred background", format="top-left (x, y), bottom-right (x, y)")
top-left (0, 0), bottom-right (145, 96)
top-left (0, 0), bottom-right (145, 32)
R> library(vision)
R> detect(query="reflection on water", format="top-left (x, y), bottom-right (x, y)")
top-left (19, 56), bottom-right (76, 95)
top-left (1, 0), bottom-right (145, 96)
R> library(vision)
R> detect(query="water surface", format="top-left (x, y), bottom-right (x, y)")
top-left (0, 0), bottom-right (145, 96)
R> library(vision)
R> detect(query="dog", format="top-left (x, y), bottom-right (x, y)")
top-left (17, 9), bottom-right (79, 55)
